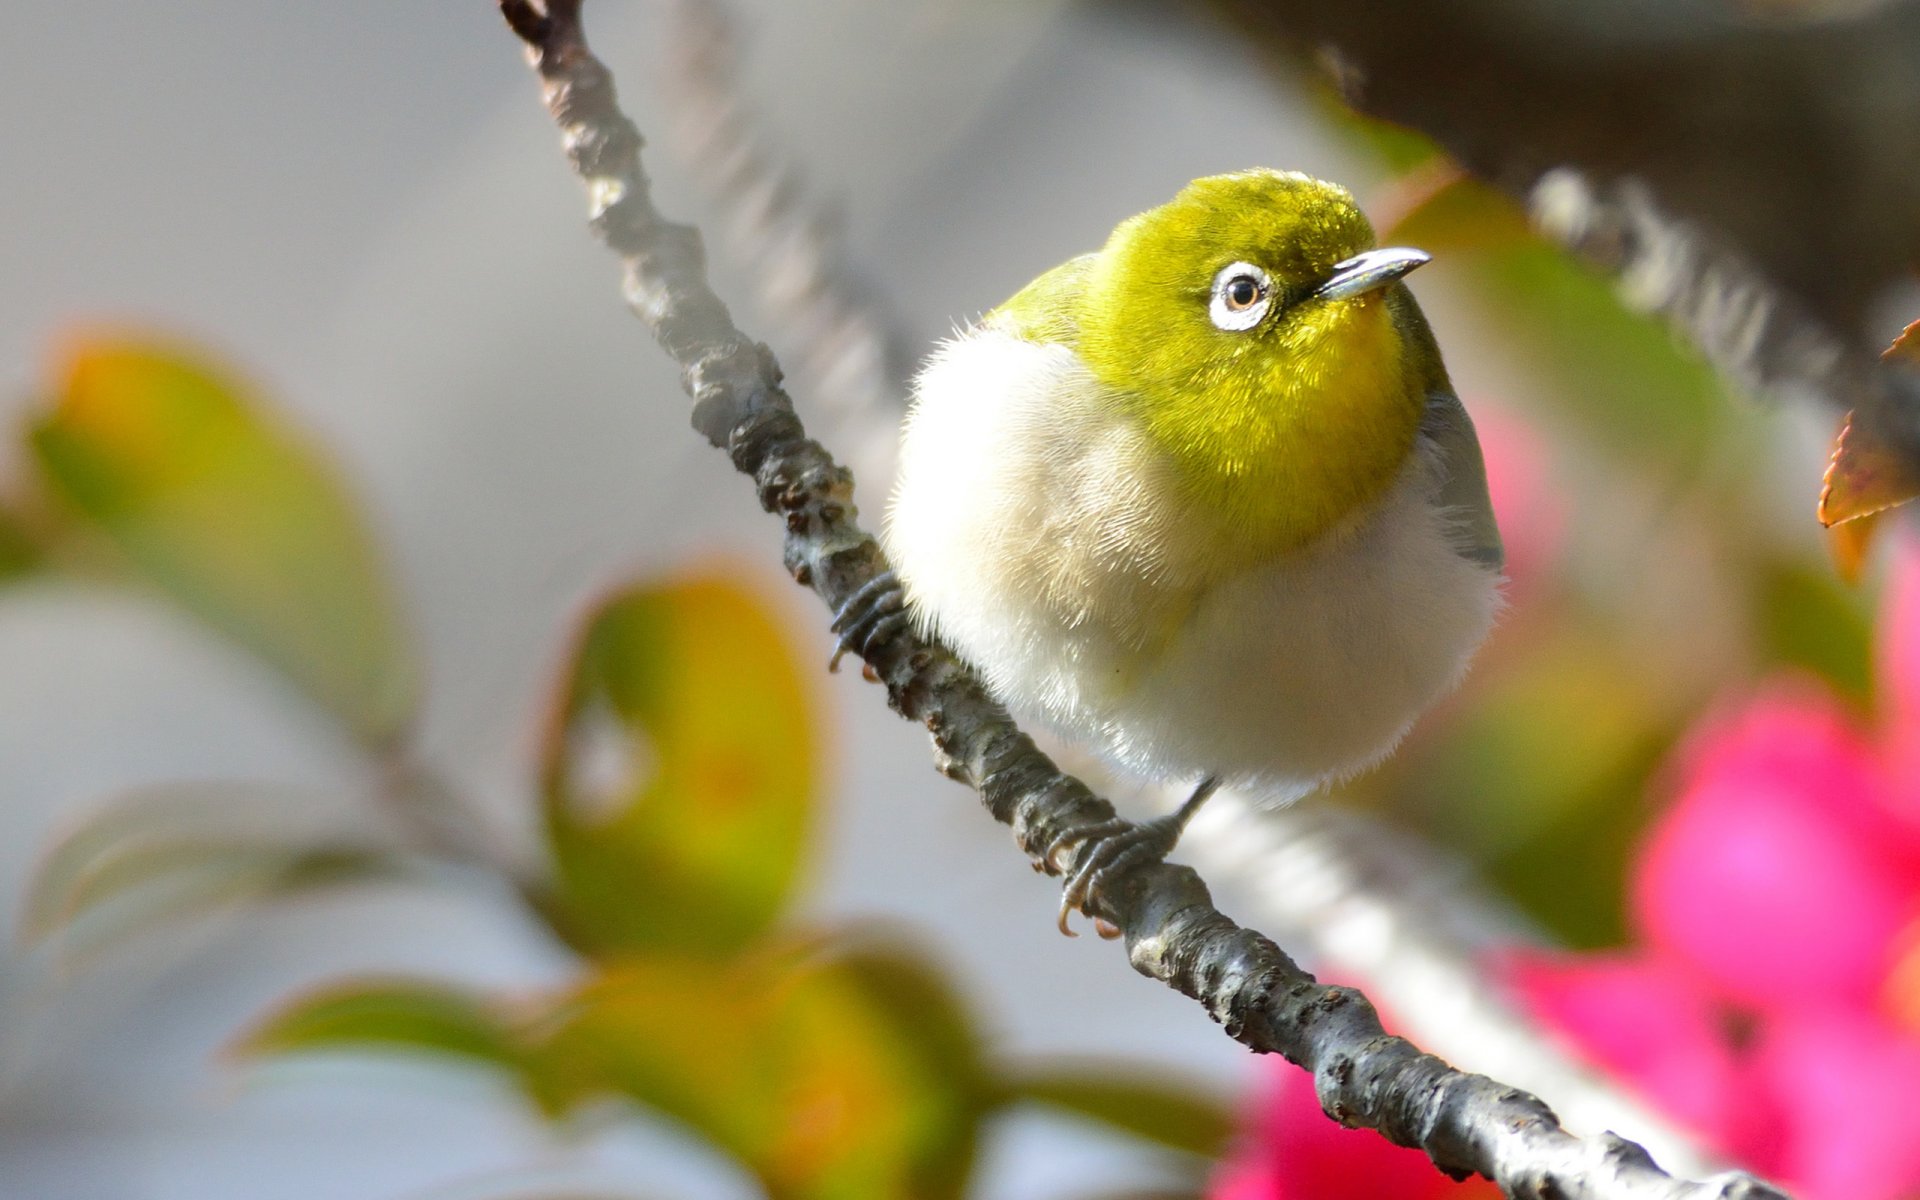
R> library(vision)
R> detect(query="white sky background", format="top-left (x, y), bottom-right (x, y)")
top-left (0, 2), bottom-right (1382, 1196)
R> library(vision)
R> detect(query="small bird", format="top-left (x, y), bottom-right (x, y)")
top-left (839, 169), bottom-right (1503, 928)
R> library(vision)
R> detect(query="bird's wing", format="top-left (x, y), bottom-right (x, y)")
top-left (1421, 389), bottom-right (1505, 572)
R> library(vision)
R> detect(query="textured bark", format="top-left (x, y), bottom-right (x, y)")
top-left (495, 3), bottom-right (1791, 1195)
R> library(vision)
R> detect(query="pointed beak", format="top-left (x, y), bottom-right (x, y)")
top-left (1314, 247), bottom-right (1430, 301)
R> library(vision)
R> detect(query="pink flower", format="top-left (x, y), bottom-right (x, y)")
top-left (1631, 686), bottom-right (1920, 1012)
top-left (1211, 1060), bottom-right (1500, 1200)
top-left (1754, 1010), bottom-right (1920, 1200)
top-left (1498, 542), bottom-right (1920, 1199)
top-left (1474, 401), bottom-right (1565, 594)
top-left (1220, 537), bottom-right (1920, 1199)
top-left (1500, 951), bottom-right (1775, 1169)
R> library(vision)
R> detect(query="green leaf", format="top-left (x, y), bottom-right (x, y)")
top-left (1318, 96), bottom-right (1446, 177)
top-left (0, 503), bottom-right (41, 581)
top-left (528, 946), bottom-right (983, 1200)
top-left (540, 573), bottom-right (819, 957)
top-left (1473, 245), bottom-right (1734, 470)
top-left (1001, 1063), bottom-right (1234, 1160)
top-left (1378, 167), bottom-right (1531, 258)
top-left (238, 979), bottom-right (521, 1069)
top-left (1756, 557), bottom-right (1873, 704)
top-left (21, 783), bottom-right (409, 955)
top-left (1376, 622), bottom-right (1672, 948)
top-left (29, 336), bottom-right (419, 742)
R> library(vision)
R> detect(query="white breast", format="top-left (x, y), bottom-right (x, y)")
top-left (884, 326), bottom-right (1502, 801)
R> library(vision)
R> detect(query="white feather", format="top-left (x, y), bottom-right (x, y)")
top-left (885, 326), bottom-right (1502, 803)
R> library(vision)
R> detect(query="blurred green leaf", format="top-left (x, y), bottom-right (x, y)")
top-left (28, 336), bottom-right (419, 742)
top-left (528, 947), bottom-right (982, 1200)
top-left (1318, 95), bottom-right (1445, 177)
top-left (540, 573), bottom-right (818, 957)
top-left (1472, 244), bottom-right (1732, 470)
top-left (22, 783), bottom-right (409, 954)
top-left (1384, 623), bottom-right (1673, 947)
top-left (239, 979), bottom-right (521, 1069)
top-left (1756, 558), bottom-right (1873, 703)
top-left (1001, 1063), bottom-right (1233, 1160)
top-left (0, 503), bottom-right (41, 580)
top-left (1378, 166), bottom-right (1531, 258)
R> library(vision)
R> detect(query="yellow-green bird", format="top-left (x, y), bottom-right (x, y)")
top-left (839, 169), bottom-right (1503, 924)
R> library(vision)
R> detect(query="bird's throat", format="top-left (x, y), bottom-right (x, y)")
top-left (1122, 299), bottom-right (1425, 563)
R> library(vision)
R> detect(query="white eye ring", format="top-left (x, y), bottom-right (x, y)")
top-left (1209, 262), bottom-right (1272, 332)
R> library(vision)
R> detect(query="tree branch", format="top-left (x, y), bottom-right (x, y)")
top-left (493, 4), bottom-right (1789, 1195)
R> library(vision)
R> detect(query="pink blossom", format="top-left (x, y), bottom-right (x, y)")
top-left (1499, 542), bottom-right (1920, 1199)
top-left (1211, 1060), bottom-right (1499, 1200)
top-left (1499, 951), bottom-right (1773, 1168)
top-left (1753, 1010), bottom-right (1920, 1200)
top-left (1474, 401), bottom-right (1565, 593)
top-left (1631, 686), bottom-right (1920, 1011)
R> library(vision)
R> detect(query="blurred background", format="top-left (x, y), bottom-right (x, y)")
top-left (3, 2), bottom-right (1919, 1198)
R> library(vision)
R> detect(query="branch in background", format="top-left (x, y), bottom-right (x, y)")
top-left (1525, 168), bottom-right (1920, 468)
top-left (494, 2), bottom-right (1789, 1195)
top-left (659, 0), bottom-right (910, 485)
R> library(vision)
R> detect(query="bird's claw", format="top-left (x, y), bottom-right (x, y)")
top-left (829, 572), bottom-right (907, 672)
top-left (1050, 814), bottom-right (1186, 936)
top-left (1047, 777), bottom-right (1221, 936)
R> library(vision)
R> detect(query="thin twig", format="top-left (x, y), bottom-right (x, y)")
top-left (493, 4), bottom-right (1789, 1195)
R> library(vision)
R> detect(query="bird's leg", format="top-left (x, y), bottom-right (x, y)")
top-left (1052, 775), bottom-right (1222, 936)
top-left (828, 571), bottom-right (910, 672)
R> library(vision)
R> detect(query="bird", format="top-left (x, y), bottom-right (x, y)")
top-left (836, 169), bottom-right (1503, 930)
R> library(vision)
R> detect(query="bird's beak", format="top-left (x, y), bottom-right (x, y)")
top-left (1314, 247), bottom-right (1431, 301)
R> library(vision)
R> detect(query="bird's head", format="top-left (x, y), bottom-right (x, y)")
top-left (1068, 170), bottom-right (1437, 550)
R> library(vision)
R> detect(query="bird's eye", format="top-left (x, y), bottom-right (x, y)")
top-left (1209, 262), bottom-right (1272, 332)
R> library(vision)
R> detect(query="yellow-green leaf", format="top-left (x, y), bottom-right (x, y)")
top-left (1755, 558), bottom-right (1872, 703)
top-left (540, 573), bottom-right (818, 957)
top-left (1001, 1063), bottom-right (1234, 1160)
top-left (22, 783), bottom-right (409, 956)
top-left (29, 336), bottom-right (418, 742)
top-left (0, 504), bottom-right (41, 580)
top-left (1377, 164), bottom-right (1530, 257)
top-left (528, 947), bottom-right (981, 1200)
top-left (238, 979), bottom-right (522, 1070)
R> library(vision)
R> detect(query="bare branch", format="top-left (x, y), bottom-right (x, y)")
top-left (1187, 795), bottom-right (1723, 1179)
top-left (494, 4), bottom-right (1790, 1196)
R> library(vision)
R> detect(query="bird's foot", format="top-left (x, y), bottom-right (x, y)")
top-left (828, 571), bottom-right (909, 672)
top-left (1050, 776), bottom-right (1221, 937)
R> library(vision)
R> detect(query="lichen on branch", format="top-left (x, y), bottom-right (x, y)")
top-left (494, 3), bottom-right (1791, 1196)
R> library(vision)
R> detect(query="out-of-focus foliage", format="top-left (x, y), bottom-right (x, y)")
top-left (26, 339), bottom-right (419, 742)
top-left (1003, 1065), bottom-right (1237, 1160)
top-left (22, 784), bottom-right (411, 960)
top-left (237, 979), bottom-right (523, 1070)
top-left (15, 333), bottom-right (1228, 1198)
top-left (540, 578), bottom-right (816, 958)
